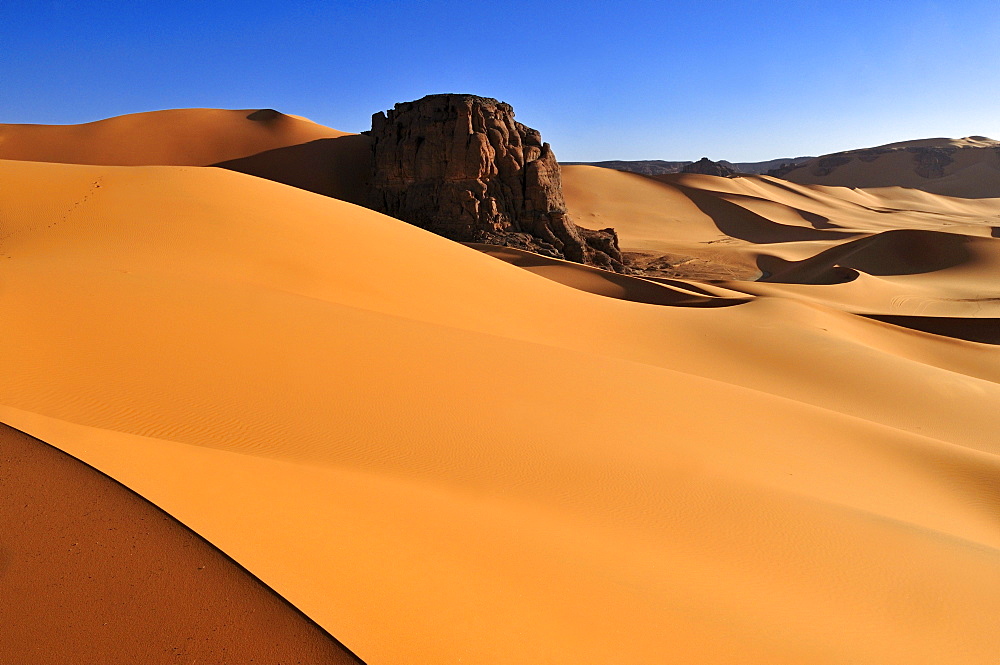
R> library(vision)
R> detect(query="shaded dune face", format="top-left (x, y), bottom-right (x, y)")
top-left (759, 229), bottom-right (974, 283)
top-left (0, 108), bottom-right (371, 204)
top-left (863, 314), bottom-right (1000, 345)
top-left (213, 135), bottom-right (372, 204)
top-left (0, 424), bottom-right (363, 665)
top-left (469, 243), bottom-right (749, 307)
top-left (662, 178), bottom-right (859, 243)
top-left (3, 109), bottom-right (1000, 664)
top-left (0, 108), bottom-right (347, 167)
top-left (774, 137), bottom-right (1000, 198)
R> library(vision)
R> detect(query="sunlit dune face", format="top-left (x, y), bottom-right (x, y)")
top-left (1, 112), bottom-right (999, 665)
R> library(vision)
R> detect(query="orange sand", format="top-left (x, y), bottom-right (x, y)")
top-left (0, 424), bottom-right (361, 664)
top-left (0, 107), bottom-right (370, 202)
top-left (0, 111), bottom-right (998, 664)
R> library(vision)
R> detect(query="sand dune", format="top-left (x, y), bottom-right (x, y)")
top-left (567, 167), bottom-right (1000, 249)
top-left (0, 423), bottom-right (361, 665)
top-left (760, 229), bottom-right (975, 283)
top-left (2, 151), bottom-right (999, 665)
top-left (214, 134), bottom-right (371, 203)
top-left (862, 314), bottom-right (1000, 345)
top-left (0, 107), bottom-right (347, 166)
top-left (0, 107), bottom-right (370, 202)
top-left (775, 136), bottom-right (1000, 198)
top-left (468, 243), bottom-right (749, 306)
top-left (566, 166), bottom-right (1000, 321)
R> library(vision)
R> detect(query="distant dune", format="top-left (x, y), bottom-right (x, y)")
top-left (1, 109), bottom-right (999, 664)
top-left (773, 136), bottom-right (1000, 198)
top-left (0, 108), bottom-right (371, 202)
top-left (565, 165), bottom-right (1000, 295)
top-left (0, 108), bottom-right (346, 165)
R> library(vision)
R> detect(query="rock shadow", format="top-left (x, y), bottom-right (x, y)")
top-left (214, 135), bottom-right (372, 205)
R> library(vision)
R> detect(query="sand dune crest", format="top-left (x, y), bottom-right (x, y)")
top-left (0, 424), bottom-right (362, 665)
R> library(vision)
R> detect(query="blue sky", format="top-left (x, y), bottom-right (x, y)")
top-left (3, 1), bottom-right (999, 161)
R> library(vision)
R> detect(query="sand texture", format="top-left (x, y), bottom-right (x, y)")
top-left (1, 111), bottom-right (999, 664)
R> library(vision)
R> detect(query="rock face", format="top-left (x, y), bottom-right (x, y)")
top-left (681, 157), bottom-right (736, 177)
top-left (369, 94), bottom-right (624, 271)
top-left (912, 147), bottom-right (956, 179)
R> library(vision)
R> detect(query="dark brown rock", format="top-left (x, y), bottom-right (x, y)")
top-left (910, 146), bottom-right (956, 179)
top-left (369, 94), bottom-right (624, 271)
top-left (245, 108), bottom-right (281, 121)
top-left (574, 156), bottom-right (814, 177)
top-left (681, 157), bottom-right (736, 177)
top-left (814, 154), bottom-right (853, 176)
top-left (770, 139), bottom-right (989, 184)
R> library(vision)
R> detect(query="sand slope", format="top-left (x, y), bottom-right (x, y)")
top-left (775, 136), bottom-right (1000, 198)
top-left (2, 155), bottom-right (999, 664)
top-left (566, 166), bottom-right (1000, 322)
top-left (0, 424), bottom-right (361, 665)
top-left (0, 107), bottom-right (348, 166)
top-left (0, 108), bottom-right (371, 203)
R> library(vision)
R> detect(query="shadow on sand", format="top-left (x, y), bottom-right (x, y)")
top-left (214, 135), bottom-right (372, 205)
top-left (758, 229), bottom-right (971, 284)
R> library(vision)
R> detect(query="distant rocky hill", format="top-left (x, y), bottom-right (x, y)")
top-left (564, 156), bottom-right (813, 176)
top-left (681, 158), bottom-right (737, 177)
top-left (562, 160), bottom-right (688, 176)
top-left (369, 94), bottom-right (625, 271)
top-left (771, 136), bottom-right (1000, 198)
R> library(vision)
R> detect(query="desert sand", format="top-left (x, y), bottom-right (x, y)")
top-left (1, 110), bottom-right (998, 664)
top-left (772, 136), bottom-right (1000, 198)
top-left (0, 424), bottom-right (361, 665)
top-left (0, 108), bottom-right (371, 202)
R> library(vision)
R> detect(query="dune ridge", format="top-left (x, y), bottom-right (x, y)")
top-left (773, 136), bottom-right (1000, 198)
top-left (0, 423), bottom-right (362, 665)
top-left (0, 107), bottom-right (345, 166)
top-left (3, 108), bottom-right (1000, 664)
top-left (0, 107), bottom-right (371, 203)
top-left (565, 166), bottom-right (1000, 330)
top-left (2, 138), bottom-right (999, 665)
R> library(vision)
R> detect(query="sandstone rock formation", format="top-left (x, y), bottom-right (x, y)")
top-left (369, 94), bottom-right (624, 271)
top-left (681, 157), bottom-right (736, 177)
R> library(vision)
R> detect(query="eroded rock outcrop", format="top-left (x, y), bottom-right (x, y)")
top-left (370, 94), bottom-right (624, 271)
top-left (681, 157), bottom-right (736, 177)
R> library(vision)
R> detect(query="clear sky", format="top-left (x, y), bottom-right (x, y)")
top-left (4, 0), bottom-right (999, 161)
